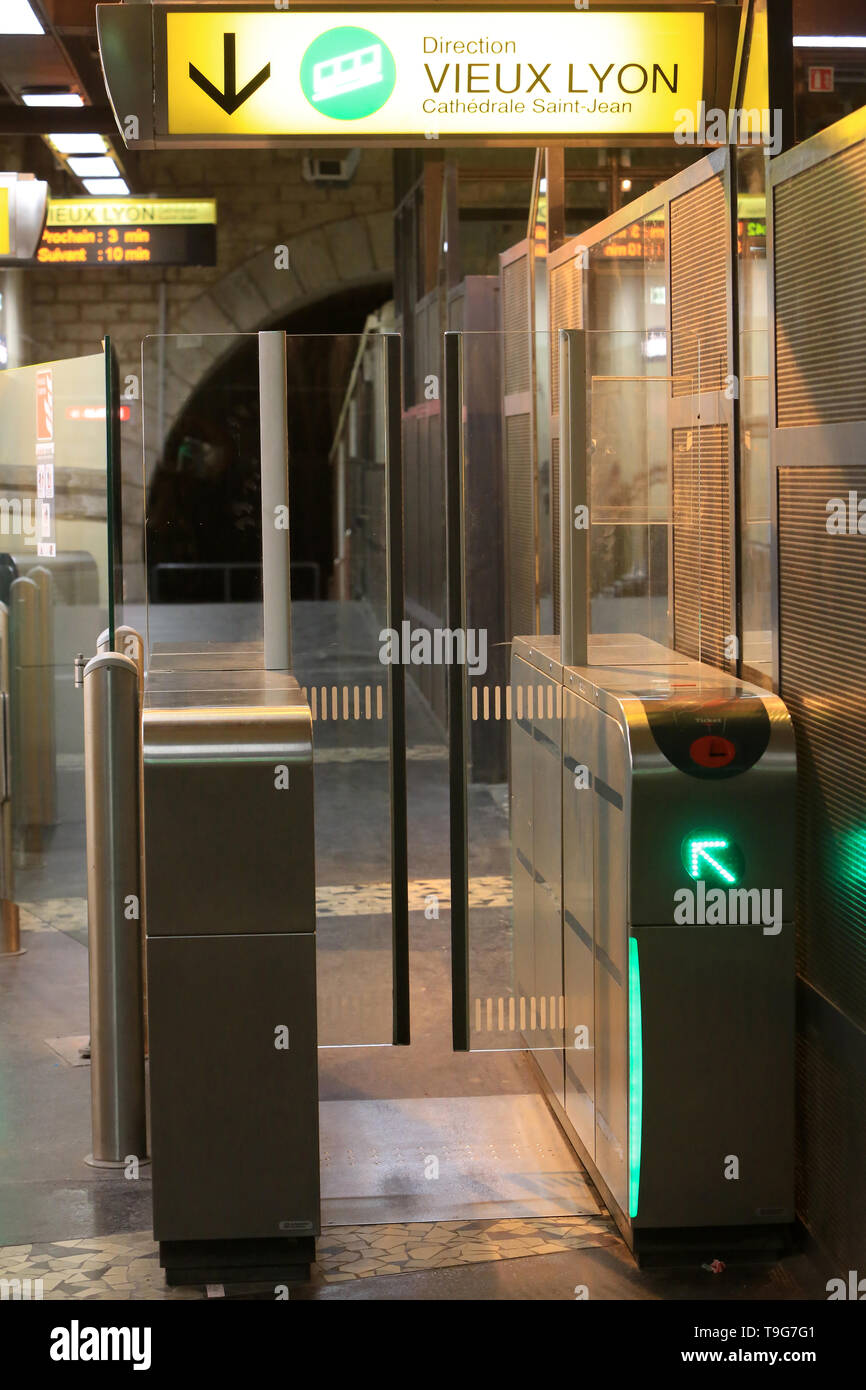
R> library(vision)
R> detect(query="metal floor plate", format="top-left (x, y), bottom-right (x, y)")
top-left (319, 1094), bottom-right (602, 1226)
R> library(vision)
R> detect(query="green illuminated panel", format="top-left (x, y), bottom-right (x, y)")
top-left (628, 936), bottom-right (643, 1221)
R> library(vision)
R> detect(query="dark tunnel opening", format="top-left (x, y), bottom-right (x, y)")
top-left (145, 276), bottom-right (392, 605)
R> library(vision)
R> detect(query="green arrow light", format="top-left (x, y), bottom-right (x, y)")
top-left (681, 834), bottom-right (743, 886)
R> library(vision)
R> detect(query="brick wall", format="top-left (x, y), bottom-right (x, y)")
top-left (25, 146), bottom-right (394, 385)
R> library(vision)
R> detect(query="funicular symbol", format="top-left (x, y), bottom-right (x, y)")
top-left (311, 43), bottom-right (384, 104)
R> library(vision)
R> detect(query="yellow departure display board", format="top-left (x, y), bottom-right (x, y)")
top-left (36, 198), bottom-right (217, 266)
top-left (164, 10), bottom-right (706, 140)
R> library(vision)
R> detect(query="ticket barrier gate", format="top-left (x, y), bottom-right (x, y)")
top-left (511, 632), bottom-right (797, 1261)
top-left (143, 677), bottom-right (320, 1286)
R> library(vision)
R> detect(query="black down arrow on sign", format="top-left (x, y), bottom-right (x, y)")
top-left (189, 33), bottom-right (271, 115)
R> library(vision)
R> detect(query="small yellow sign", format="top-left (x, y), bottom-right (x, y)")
top-left (0, 187), bottom-right (10, 256)
top-left (47, 198), bottom-right (217, 227)
top-left (165, 9), bottom-right (705, 140)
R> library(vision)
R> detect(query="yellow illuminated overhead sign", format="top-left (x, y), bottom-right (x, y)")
top-left (160, 9), bottom-right (706, 140)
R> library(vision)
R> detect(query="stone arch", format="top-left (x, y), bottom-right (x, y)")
top-left (148, 210), bottom-right (393, 456)
top-left (126, 212), bottom-right (393, 598)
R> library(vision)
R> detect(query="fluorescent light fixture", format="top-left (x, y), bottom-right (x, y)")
top-left (49, 134), bottom-right (107, 155)
top-left (793, 36), bottom-right (866, 48)
top-left (68, 155), bottom-right (119, 178)
top-left (82, 178), bottom-right (130, 196)
top-left (22, 92), bottom-right (84, 108)
top-left (2, 1), bottom-right (44, 35)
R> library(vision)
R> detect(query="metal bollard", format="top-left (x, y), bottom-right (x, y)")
top-left (94, 625), bottom-right (147, 1053)
top-left (83, 652), bottom-right (148, 1167)
top-left (29, 566), bottom-right (56, 828)
top-left (0, 602), bottom-right (21, 957)
top-left (9, 577), bottom-right (42, 851)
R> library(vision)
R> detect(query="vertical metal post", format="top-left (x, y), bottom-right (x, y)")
top-left (383, 332), bottom-right (410, 1046)
top-left (258, 330), bottom-right (292, 671)
top-left (29, 566), bottom-right (56, 827)
top-left (83, 652), bottom-right (147, 1166)
top-left (10, 576), bottom-right (42, 850)
top-left (559, 330), bottom-right (589, 668)
top-left (0, 602), bottom-right (20, 956)
top-left (444, 331), bottom-right (470, 1051)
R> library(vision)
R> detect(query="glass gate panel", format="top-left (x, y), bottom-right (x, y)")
top-left (447, 328), bottom-right (566, 1074)
top-left (139, 331), bottom-right (406, 1046)
top-left (0, 350), bottom-right (109, 929)
top-left (447, 327), bottom-right (706, 1062)
top-left (585, 329), bottom-right (673, 658)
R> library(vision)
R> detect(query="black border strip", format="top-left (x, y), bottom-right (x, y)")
top-left (445, 331), bottom-right (470, 1052)
top-left (594, 777), bottom-right (623, 811)
top-left (385, 332), bottom-right (410, 1046)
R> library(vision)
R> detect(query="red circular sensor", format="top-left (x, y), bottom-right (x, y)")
top-left (689, 734), bottom-right (737, 768)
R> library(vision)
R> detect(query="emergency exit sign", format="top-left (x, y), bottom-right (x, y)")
top-left (808, 66), bottom-right (834, 93)
top-left (96, 4), bottom-right (724, 146)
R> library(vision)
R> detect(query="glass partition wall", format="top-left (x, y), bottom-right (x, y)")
top-left (0, 351), bottom-right (110, 928)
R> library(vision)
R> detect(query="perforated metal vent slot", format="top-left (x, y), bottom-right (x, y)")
top-left (779, 464), bottom-right (866, 1029)
top-left (551, 435), bottom-right (561, 633)
top-left (775, 141), bottom-right (866, 427)
top-left (549, 253), bottom-right (583, 415)
top-left (506, 412), bottom-right (535, 637)
top-left (672, 424), bottom-right (732, 668)
top-left (670, 176), bottom-right (728, 397)
top-left (502, 254), bottom-right (531, 396)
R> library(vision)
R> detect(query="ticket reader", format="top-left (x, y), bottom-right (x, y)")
top-left (511, 634), bottom-right (796, 1260)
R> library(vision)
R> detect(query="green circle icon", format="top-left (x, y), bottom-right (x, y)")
top-left (300, 26), bottom-right (396, 121)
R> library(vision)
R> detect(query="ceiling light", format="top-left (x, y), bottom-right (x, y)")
top-left (82, 178), bottom-right (130, 196)
top-left (793, 36), bottom-right (866, 48)
top-left (67, 155), bottom-right (119, 178)
top-left (49, 134), bottom-right (107, 155)
top-left (621, 178), bottom-right (633, 191)
top-left (22, 91), bottom-right (84, 107)
top-left (2, 1), bottom-right (44, 35)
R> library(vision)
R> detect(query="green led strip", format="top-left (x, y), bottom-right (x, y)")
top-left (628, 936), bottom-right (643, 1220)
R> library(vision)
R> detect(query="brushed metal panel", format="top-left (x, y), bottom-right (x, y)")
top-left (670, 174), bottom-right (728, 397)
top-left (502, 253), bottom-right (531, 396)
top-left (637, 924), bottom-right (794, 1228)
top-left (562, 686), bottom-right (595, 1158)
top-left (143, 700), bottom-right (315, 938)
top-left (796, 978), bottom-right (866, 1268)
top-left (592, 706), bottom-right (629, 1217)
top-left (148, 932), bottom-right (320, 1242)
top-left (505, 412), bottom-right (535, 639)
top-left (511, 658), bottom-right (536, 1012)
top-left (672, 423), bottom-right (732, 670)
top-left (549, 253), bottom-right (583, 416)
top-left (778, 464), bottom-right (866, 1030)
top-left (531, 668), bottom-right (564, 1105)
top-left (775, 141), bottom-right (866, 428)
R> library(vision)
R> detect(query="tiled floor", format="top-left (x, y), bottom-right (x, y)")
top-left (3, 1215), bottom-right (831, 1302)
top-left (1, 1215), bottom-right (618, 1300)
